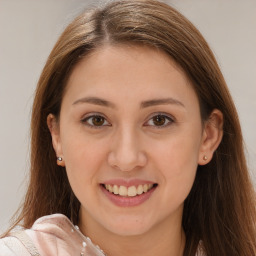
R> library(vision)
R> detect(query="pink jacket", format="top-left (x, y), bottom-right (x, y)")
top-left (0, 214), bottom-right (205, 256)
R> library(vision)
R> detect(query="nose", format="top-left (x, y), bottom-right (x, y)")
top-left (107, 127), bottom-right (147, 172)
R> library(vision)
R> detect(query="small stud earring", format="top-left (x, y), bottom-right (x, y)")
top-left (203, 155), bottom-right (208, 161)
top-left (57, 156), bottom-right (65, 167)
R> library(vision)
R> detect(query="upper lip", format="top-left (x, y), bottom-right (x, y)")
top-left (101, 179), bottom-right (156, 187)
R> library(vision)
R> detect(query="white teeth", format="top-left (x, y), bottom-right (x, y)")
top-left (119, 186), bottom-right (128, 196)
top-left (113, 185), bottom-right (119, 195)
top-left (104, 183), bottom-right (155, 197)
top-left (127, 186), bottom-right (137, 197)
top-left (143, 184), bottom-right (148, 192)
top-left (137, 185), bottom-right (144, 195)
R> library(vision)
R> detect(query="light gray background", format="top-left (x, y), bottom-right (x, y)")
top-left (0, 0), bottom-right (255, 233)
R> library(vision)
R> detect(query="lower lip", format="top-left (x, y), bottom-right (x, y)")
top-left (100, 185), bottom-right (157, 207)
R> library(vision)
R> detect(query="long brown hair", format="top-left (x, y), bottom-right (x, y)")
top-left (3, 0), bottom-right (256, 255)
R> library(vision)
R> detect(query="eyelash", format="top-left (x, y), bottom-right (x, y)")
top-left (81, 113), bottom-right (174, 129)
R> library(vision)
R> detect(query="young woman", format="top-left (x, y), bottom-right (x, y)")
top-left (1, 0), bottom-right (255, 255)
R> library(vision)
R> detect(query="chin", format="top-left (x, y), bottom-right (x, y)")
top-left (103, 217), bottom-right (152, 237)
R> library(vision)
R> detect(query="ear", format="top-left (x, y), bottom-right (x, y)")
top-left (198, 109), bottom-right (223, 165)
top-left (47, 114), bottom-right (65, 167)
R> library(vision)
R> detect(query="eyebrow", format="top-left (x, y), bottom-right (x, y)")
top-left (72, 97), bottom-right (116, 108)
top-left (140, 98), bottom-right (185, 108)
top-left (72, 96), bottom-right (185, 108)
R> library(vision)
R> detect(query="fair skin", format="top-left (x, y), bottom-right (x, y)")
top-left (48, 45), bottom-right (223, 256)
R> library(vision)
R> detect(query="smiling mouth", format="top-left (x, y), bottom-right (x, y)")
top-left (101, 183), bottom-right (158, 197)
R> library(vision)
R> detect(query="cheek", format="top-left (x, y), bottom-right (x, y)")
top-left (151, 128), bottom-right (201, 195)
top-left (60, 128), bottom-right (108, 189)
top-left (154, 131), bottom-right (200, 169)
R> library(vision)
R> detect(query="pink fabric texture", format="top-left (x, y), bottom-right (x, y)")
top-left (0, 214), bottom-right (105, 256)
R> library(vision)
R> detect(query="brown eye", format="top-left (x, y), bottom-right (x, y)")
top-left (145, 114), bottom-right (174, 128)
top-left (152, 115), bottom-right (166, 126)
top-left (82, 115), bottom-right (110, 128)
top-left (91, 116), bottom-right (105, 126)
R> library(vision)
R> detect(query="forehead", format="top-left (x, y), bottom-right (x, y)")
top-left (63, 44), bottom-right (199, 109)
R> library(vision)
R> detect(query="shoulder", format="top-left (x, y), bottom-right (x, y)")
top-left (0, 235), bottom-right (32, 256)
top-left (26, 213), bottom-right (85, 255)
top-left (0, 214), bottom-right (104, 256)
top-left (0, 214), bottom-right (75, 256)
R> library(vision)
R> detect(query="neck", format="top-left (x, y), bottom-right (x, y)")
top-left (79, 210), bottom-right (185, 256)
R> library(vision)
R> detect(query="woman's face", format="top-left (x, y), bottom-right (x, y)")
top-left (50, 45), bottom-right (209, 236)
